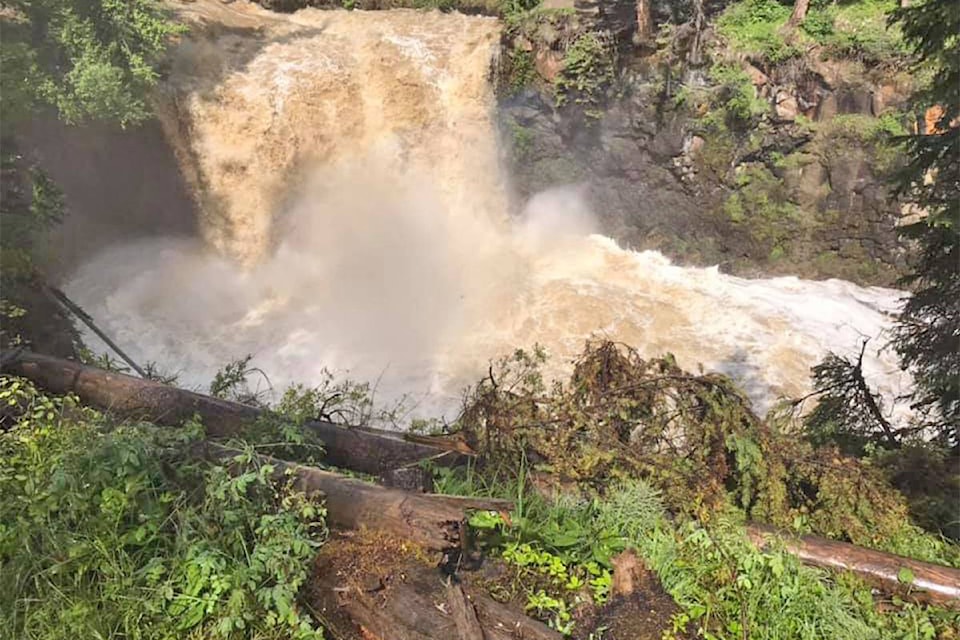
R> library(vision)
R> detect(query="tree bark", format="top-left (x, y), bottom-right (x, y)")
top-left (206, 443), bottom-right (511, 552)
top-left (636, 0), bottom-right (654, 43)
top-left (787, 0), bottom-right (810, 28)
top-left (2, 350), bottom-right (465, 479)
top-left (746, 523), bottom-right (960, 608)
top-left (466, 590), bottom-right (562, 640)
top-left (446, 583), bottom-right (486, 640)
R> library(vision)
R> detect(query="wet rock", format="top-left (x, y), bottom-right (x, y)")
top-left (774, 89), bottom-right (799, 121)
top-left (534, 49), bottom-right (565, 82)
top-left (743, 62), bottom-right (770, 88)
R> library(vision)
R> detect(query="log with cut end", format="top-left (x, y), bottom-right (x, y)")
top-left (446, 583), bottom-right (485, 640)
top-left (466, 590), bottom-right (563, 640)
top-left (746, 523), bottom-right (960, 608)
top-left (309, 530), bottom-right (562, 640)
top-left (2, 350), bottom-right (464, 478)
top-left (206, 443), bottom-right (511, 551)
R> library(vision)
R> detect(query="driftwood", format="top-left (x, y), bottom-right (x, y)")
top-left (2, 350), bottom-right (463, 480)
top-left (206, 443), bottom-right (510, 552)
top-left (746, 523), bottom-right (960, 608)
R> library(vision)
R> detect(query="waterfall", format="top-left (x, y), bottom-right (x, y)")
top-left (64, 2), bottom-right (910, 421)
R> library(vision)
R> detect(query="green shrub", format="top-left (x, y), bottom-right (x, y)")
top-left (555, 32), bottom-right (614, 116)
top-left (823, 0), bottom-right (906, 62)
top-left (716, 0), bottom-right (798, 62)
top-left (1, 0), bottom-right (185, 129)
top-left (707, 64), bottom-right (769, 128)
top-left (0, 377), bottom-right (328, 639)
top-left (453, 470), bottom-right (960, 639)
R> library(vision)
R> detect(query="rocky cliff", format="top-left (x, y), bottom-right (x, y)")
top-left (496, 0), bottom-right (915, 285)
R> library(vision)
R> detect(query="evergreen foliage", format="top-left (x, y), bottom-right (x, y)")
top-left (889, 0), bottom-right (960, 447)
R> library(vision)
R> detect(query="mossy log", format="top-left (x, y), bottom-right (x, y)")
top-left (746, 523), bottom-right (960, 608)
top-left (2, 350), bottom-right (463, 480)
top-left (206, 443), bottom-right (511, 552)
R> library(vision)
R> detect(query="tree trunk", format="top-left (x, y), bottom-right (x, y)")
top-left (206, 443), bottom-right (511, 552)
top-left (746, 524), bottom-right (960, 608)
top-left (636, 0), bottom-right (653, 43)
top-left (2, 350), bottom-right (465, 479)
top-left (446, 583), bottom-right (486, 640)
top-left (688, 0), bottom-right (705, 65)
top-left (310, 542), bottom-right (562, 640)
top-left (787, 0), bottom-right (810, 27)
top-left (466, 589), bottom-right (563, 640)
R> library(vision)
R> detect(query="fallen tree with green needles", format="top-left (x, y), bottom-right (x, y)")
top-left (456, 340), bottom-right (957, 560)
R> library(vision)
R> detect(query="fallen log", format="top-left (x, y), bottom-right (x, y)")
top-left (309, 532), bottom-right (562, 640)
top-left (466, 590), bottom-right (563, 640)
top-left (746, 523), bottom-right (960, 608)
top-left (2, 350), bottom-right (463, 479)
top-left (446, 583), bottom-right (485, 640)
top-left (206, 443), bottom-right (511, 552)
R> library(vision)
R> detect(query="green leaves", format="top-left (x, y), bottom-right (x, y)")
top-left (0, 376), bottom-right (327, 640)
top-left (1, 0), bottom-right (185, 130)
top-left (468, 509), bottom-right (506, 530)
top-left (888, 0), bottom-right (960, 444)
top-left (898, 567), bottom-right (915, 585)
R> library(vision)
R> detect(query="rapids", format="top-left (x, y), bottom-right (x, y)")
top-left (64, 2), bottom-right (910, 422)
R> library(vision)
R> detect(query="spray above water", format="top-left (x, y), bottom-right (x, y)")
top-left (65, 4), bottom-right (909, 422)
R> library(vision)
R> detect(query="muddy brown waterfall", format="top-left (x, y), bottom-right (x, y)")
top-left (65, 1), bottom-right (910, 420)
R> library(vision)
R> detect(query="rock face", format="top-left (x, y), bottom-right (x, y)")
top-left (499, 50), bottom-right (912, 284)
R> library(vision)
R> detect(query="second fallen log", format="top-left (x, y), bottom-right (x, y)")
top-left (746, 523), bottom-right (960, 608)
top-left (206, 444), bottom-right (511, 552)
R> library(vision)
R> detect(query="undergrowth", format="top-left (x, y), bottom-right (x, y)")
top-left (717, 0), bottom-right (905, 65)
top-left (0, 376), bottom-right (329, 639)
top-left (436, 470), bottom-right (960, 640)
top-left (451, 340), bottom-right (959, 565)
top-left (438, 466), bottom-right (960, 638)
top-left (434, 341), bottom-right (960, 637)
top-left (554, 32), bottom-right (615, 118)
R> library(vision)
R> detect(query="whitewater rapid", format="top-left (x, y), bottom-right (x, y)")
top-left (63, 3), bottom-right (910, 423)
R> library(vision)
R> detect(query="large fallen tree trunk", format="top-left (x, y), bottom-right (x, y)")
top-left (206, 443), bottom-right (510, 552)
top-left (746, 523), bottom-right (960, 608)
top-left (309, 533), bottom-right (563, 640)
top-left (2, 350), bottom-right (462, 479)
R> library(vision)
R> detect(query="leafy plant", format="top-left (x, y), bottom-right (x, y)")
top-left (0, 376), bottom-right (328, 639)
top-left (451, 458), bottom-right (960, 639)
top-left (707, 63), bottom-right (769, 128)
top-left (716, 0), bottom-right (798, 63)
top-left (0, 0), bottom-right (185, 129)
top-left (555, 32), bottom-right (615, 117)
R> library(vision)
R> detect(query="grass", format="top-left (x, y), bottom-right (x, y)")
top-left (809, 0), bottom-right (907, 63)
top-left (716, 0), bottom-right (798, 63)
top-left (717, 0), bottom-right (906, 65)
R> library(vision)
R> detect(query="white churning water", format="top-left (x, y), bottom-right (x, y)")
top-left (64, 2), bottom-right (910, 422)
